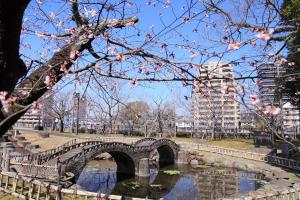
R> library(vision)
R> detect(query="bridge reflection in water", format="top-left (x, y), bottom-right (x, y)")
top-left (76, 160), bottom-right (264, 200)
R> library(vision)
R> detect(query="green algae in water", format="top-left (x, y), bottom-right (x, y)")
top-left (122, 181), bottom-right (141, 190)
top-left (215, 169), bottom-right (226, 174)
top-left (162, 170), bottom-right (180, 175)
top-left (192, 164), bottom-right (210, 169)
top-left (151, 184), bottom-right (163, 187)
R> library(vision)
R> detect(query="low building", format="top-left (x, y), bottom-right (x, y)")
top-left (14, 112), bottom-right (41, 128)
top-left (175, 116), bottom-right (193, 131)
top-left (240, 111), bottom-right (258, 131)
top-left (282, 102), bottom-right (300, 135)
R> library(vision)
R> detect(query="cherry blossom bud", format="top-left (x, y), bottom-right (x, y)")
top-left (94, 66), bottom-right (101, 73)
top-left (91, 9), bottom-right (97, 17)
top-left (116, 54), bottom-right (126, 61)
top-left (50, 12), bottom-right (57, 20)
top-left (40, 52), bottom-right (48, 59)
top-left (227, 41), bottom-right (240, 50)
top-left (190, 51), bottom-right (198, 58)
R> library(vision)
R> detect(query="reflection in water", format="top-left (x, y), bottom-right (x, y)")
top-left (76, 160), bottom-right (264, 200)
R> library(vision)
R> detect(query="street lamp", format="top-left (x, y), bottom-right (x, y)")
top-left (74, 92), bottom-right (80, 135)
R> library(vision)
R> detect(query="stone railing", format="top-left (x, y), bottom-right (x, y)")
top-left (236, 185), bottom-right (300, 200)
top-left (10, 139), bottom-right (104, 165)
top-left (179, 142), bottom-right (300, 171)
top-left (0, 171), bottom-right (144, 200)
top-left (134, 137), bottom-right (157, 146)
top-left (10, 139), bottom-right (78, 161)
top-left (9, 162), bottom-right (59, 180)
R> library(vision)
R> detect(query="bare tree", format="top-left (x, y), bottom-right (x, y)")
top-left (118, 101), bottom-right (150, 135)
top-left (48, 93), bottom-right (71, 133)
top-left (152, 98), bottom-right (176, 136)
top-left (89, 80), bottom-right (125, 134)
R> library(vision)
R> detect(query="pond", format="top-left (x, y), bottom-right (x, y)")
top-left (76, 160), bottom-right (266, 200)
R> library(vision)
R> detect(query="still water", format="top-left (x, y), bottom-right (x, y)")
top-left (76, 160), bottom-right (265, 200)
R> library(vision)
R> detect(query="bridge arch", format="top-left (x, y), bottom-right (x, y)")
top-left (107, 151), bottom-right (135, 178)
top-left (63, 143), bottom-right (138, 180)
top-left (149, 139), bottom-right (179, 167)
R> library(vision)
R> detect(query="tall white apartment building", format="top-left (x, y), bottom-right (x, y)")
top-left (257, 63), bottom-right (299, 135)
top-left (257, 63), bottom-right (285, 105)
top-left (192, 62), bottom-right (240, 133)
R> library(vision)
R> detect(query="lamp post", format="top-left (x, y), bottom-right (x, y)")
top-left (74, 92), bottom-right (80, 135)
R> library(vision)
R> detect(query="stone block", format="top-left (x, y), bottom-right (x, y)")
top-left (190, 159), bottom-right (199, 166)
top-left (177, 150), bottom-right (189, 164)
top-left (38, 132), bottom-right (49, 138)
top-left (137, 158), bottom-right (150, 177)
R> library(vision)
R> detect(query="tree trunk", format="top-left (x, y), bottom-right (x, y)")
top-left (59, 120), bottom-right (64, 133)
top-left (0, 0), bottom-right (29, 92)
top-left (0, 1), bottom-right (30, 134)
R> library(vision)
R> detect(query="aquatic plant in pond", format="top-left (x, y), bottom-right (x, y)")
top-left (161, 170), bottom-right (180, 175)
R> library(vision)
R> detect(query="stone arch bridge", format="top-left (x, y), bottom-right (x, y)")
top-left (6, 138), bottom-right (183, 180)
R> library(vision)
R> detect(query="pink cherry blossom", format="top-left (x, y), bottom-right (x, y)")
top-left (111, 82), bottom-right (118, 89)
top-left (263, 106), bottom-right (271, 115)
top-left (23, 43), bottom-right (31, 49)
top-left (60, 61), bottom-right (68, 76)
top-left (31, 101), bottom-right (42, 114)
top-left (249, 94), bottom-right (260, 105)
top-left (50, 12), bottom-right (57, 20)
top-left (129, 79), bottom-right (138, 88)
top-left (20, 90), bottom-right (28, 96)
top-left (256, 29), bottom-right (273, 41)
top-left (44, 75), bottom-right (52, 89)
top-left (94, 66), bottom-right (101, 73)
top-left (190, 51), bottom-right (198, 58)
top-left (227, 41), bottom-right (241, 50)
top-left (90, 9), bottom-right (97, 17)
top-left (0, 91), bottom-right (8, 101)
top-left (263, 105), bottom-right (280, 115)
top-left (116, 54), bottom-right (126, 61)
top-left (70, 51), bottom-right (76, 60)
top-left (40, 52), bottom-right (48, 59)
top-left (0, 92), bottom-right (16, 112)
top-left (256, 80), bottom-right (262, 85)
top-left (270, 106), bottom-right (280, 115)
top-left (35, 32), bottom-right (46, 39)
top-left (221, 85), bottom-right (229, 94)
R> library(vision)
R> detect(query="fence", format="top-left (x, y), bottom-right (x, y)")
top-left (0, 171), bottom-right (144, 200)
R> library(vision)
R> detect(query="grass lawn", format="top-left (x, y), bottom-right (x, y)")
top-left (20, 131), bottom-right (74, 151)
top-left (20, 129), bottom-right (258, 151)
top-left (0, 192), bottom-right (19, 200)
top-left (206, 139), bottom-right (255, 149)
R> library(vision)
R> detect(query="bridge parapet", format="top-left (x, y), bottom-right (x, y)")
top-left (7, 138), bottom-right (180, 180)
